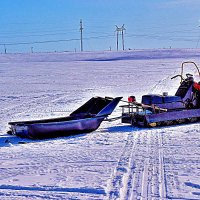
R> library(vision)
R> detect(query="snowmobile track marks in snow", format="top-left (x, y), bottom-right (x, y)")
top-left (107, 129), bottom-right (168, 200)
top-left (107, 131), bottom-right (138, 199)
top-left (158, 131), bottom-right (167, 199)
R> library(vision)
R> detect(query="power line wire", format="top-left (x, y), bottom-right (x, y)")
top-left (0, 38), bottom-right (80, 46)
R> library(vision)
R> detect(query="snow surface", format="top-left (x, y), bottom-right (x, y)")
top-left (0, 49), bottom-right (200, 199)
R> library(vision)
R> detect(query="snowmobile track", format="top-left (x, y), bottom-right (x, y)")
top-left (107, 129), bottom-right (168, 200)
top-left (158, 131), bottom-right (167, 199)
top-left (107, 131), bottom-right (138, 199)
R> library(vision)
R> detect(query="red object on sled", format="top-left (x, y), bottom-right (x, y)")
top-left (128, 96), bottom-right (136, 103)
top-left (193, 82), bottom-right (200, 91)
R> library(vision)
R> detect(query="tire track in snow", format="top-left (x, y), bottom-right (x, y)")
top-left (140, 137), bottom-right (150, 200)
top-left (107, 131), bottom-right (138, 199)
top-left (129, 130), bottom-right (167, 200)
top-left (132, 131), bottom-right (152, 199)
top-left (158, 131), bottom-right (167, 199)
top-left (107, 129), bottom-right (168, 200)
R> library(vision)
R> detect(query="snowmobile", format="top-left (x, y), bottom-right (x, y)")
top-left (121, 61), bottom-right (200, 127)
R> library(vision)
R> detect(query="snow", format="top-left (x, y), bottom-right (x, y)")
top-left (0, 49), bottom-right (200, 199)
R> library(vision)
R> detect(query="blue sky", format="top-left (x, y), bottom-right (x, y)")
top-left (0, 0), bottom-right (200, 53)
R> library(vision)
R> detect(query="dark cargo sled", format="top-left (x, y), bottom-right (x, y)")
top-left (121, 61), bottom-right (200, 127)
top-left (8, 96), bottom-right (122, 139)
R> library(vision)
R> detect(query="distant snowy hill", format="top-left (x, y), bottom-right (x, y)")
top-left (0, 48), bottom-right (200, 63)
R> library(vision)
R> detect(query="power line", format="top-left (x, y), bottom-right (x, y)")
top-left (0, 32), bottom-right (76, 39)
top-left (0, 28), bottom-right (78, 36)
top-left (125, 33), bottom-right (198, 42)
top-left (0, 38), bottom-right (80, 46)
top-left (1, 23), bottom-right (199, 52)
top-left (0, 34), bottom-right (115, 47)
top-left (0, 32), bottom-right (198, 48)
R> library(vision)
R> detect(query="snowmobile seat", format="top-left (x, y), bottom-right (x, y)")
top-left (142, 94), bottom-right (184, 110)
top-left (163, 95), bottom-right (182, 103)
top-left (175, 80), bottom-right (193, 98)
top-left (142, 95), bottom-right (163, 105)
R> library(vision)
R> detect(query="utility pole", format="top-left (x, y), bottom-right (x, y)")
top-left (4, 44), bottom-right (7, 54)
top-left (80, 19), bottom-right (83, 52)
top-left (115, 24), bottom-right (126, 51)
top-left (121, 25), bottom-right (125, 50)
top-left (196, 25), bottom-right (200, 48)
top-left (116, 29), bottom-right (119, 51)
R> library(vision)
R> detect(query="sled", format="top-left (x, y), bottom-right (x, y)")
top-left (8, 96), bottom-right (122, 139)
top-left (121, 61), bottom-right (200, 127)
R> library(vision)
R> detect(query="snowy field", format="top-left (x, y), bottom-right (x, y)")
top-left (0, 49), bottom-right (200, 199)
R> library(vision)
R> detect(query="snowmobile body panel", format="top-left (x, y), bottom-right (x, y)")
top-left (145, 109), bottom-right (200, 124)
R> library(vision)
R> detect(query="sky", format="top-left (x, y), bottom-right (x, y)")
top-left (0, 0), bottom-right (200, 53)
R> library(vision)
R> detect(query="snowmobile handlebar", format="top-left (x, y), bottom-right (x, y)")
top-left (170, 62), bottom-right (200, 84)
top-left (171, 74), bottom-right (184, 81)
top-left (181, 61), bottom-right (200, 76)
top-left (186, 73), bottom-right (193, 78)
top-left (171, 74), bottom-right (194, 84)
